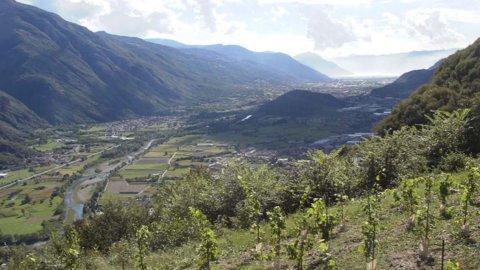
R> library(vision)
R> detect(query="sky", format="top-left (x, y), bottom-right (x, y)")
top-left (17, 0), bottom-right (480, 58)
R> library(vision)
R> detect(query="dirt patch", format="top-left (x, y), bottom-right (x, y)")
top-left (106, 180), bottom-right (147, 194)
top-left (384, 250), bottom-right (423, 269)
top-left (135, 157), bottom-right (169, 165)
top-left (77, 184), bottom-right (96, 203)
top-left (81, 177), bottom-right (104, 187)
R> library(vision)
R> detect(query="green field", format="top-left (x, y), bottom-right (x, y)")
top-left (164, 168), bottom-right (190, 178)
top-left (0, 169), bottom-right (34, 185)
top-left (118, 168), bottom-right (165, 179)
top-left (33, 140), bottom-right (65, 152)
top-left (127, 163), bottom-right (167, 170)
top-left (0, 181), bottom-right (63, 235)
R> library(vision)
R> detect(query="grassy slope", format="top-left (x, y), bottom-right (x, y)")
top-left (126, 171), bottom-right (479, 269)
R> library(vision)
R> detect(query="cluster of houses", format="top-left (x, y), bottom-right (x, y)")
top-left (312, 132), bottom-right (374, 152)
top-left (103, 116), bottom-right (182, 138)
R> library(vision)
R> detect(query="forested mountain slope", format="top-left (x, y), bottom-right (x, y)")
top-left (369, 61), bottom-right (442, 98)
top-left (257, 90), bottom-right (346, 117)
top-left (377, 38), bottom-right (480, 150)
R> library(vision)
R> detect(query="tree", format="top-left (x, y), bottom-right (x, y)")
top-left (422, 109), bottom-right (470, 167)
top-left (357, 126), bottom-right (426, 190)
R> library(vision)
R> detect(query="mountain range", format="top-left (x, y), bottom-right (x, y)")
top-left (294, 52), bottom-right (352, 77)
top-left (147, 39), bottom-right (331, 83)
top-left (0, 0), bottom-right (329, 138)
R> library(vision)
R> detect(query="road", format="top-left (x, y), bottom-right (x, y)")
top-left (161, 151), bottom-right (177, 178)
top-left (0, 144), bottom-right (121, 191)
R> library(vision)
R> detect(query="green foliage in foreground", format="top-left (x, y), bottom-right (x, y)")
top-left (1, 109), bottom-right (479, 269)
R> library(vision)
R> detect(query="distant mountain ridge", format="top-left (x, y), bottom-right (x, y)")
top-left (147, 39), bottom-right (331, 83)
top-left (0, 0), bottom-right (330, 138)
top-left (332, 49), bottom-right (457, 76)
top-left (369, 60), bottom-right (442, 98)
top-left (294, 52), bottom-right (352, 77)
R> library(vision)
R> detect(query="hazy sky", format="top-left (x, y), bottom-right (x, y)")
top-left (18, 0), bottom-right (480, 58)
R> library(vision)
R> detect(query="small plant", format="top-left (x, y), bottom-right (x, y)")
top-left (414, 176), bottom-right (434, 261)
top-left (268, 206), bottom-right (286, 270)
top-left (317, 240), bottom-right (337, 270)
top-left (190, 207), bottom-right (218, 270)
top-left (286, 219), bottom-right (310, 270)
top-left (135, 225), bottom-right (152, 270)
top-left (306, 198), bottom-right (336, 242)
top-left (19, 253), bottom-right (39, 270)
top-left (335, 193), bottom-right (349, 232)
top-left (439, 174), bottom-right (454, 219)
top-left (110, 239), bottom-right (135, 270)
top-left (445, 260), bottom-right (460, 270)
top-left (359, 181), bottom-right (381, 270)
top-left (288, 196), bottom-right (337, 270)
top-left (458, 164), bottom-right (479, 237)
top-left (395, 178), bottom-right (419, 229)
top-left (238, 177), bottom-right (263, 244)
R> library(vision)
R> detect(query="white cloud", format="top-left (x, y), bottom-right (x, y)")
top-left (271, 6), bottom-right (288, 21)
top-left (16, 0), bottom-right (480, 58)
top-left (189, 0), bottom-right (218, 32)
top-left (405, 9), bottom-right (464, 45)
top-left (303, 6), bottom-right (356, 50)
top-left (257, 0), bottom-right (372, 7)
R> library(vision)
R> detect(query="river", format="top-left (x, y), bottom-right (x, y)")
top-left (64, 139), bottom-right (155, 222)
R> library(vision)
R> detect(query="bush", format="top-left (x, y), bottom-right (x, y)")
top-left (439, 152), bottom-right (468, 172)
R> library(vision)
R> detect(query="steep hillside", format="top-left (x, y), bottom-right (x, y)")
top-left (257, 90), bottom-right (346, 117)
top-left (0, 0), bottom-right (327, 128)
top-left (294, 52), bottom-right (352, 77)
top-left (377, 38), bottom-right (480, 149)
top-left (369, 61), bottom-right (441, 98)
top-left (0, 90), bottom-right (48, 139)
top-left (148, 39), bottom-right (331, 83)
